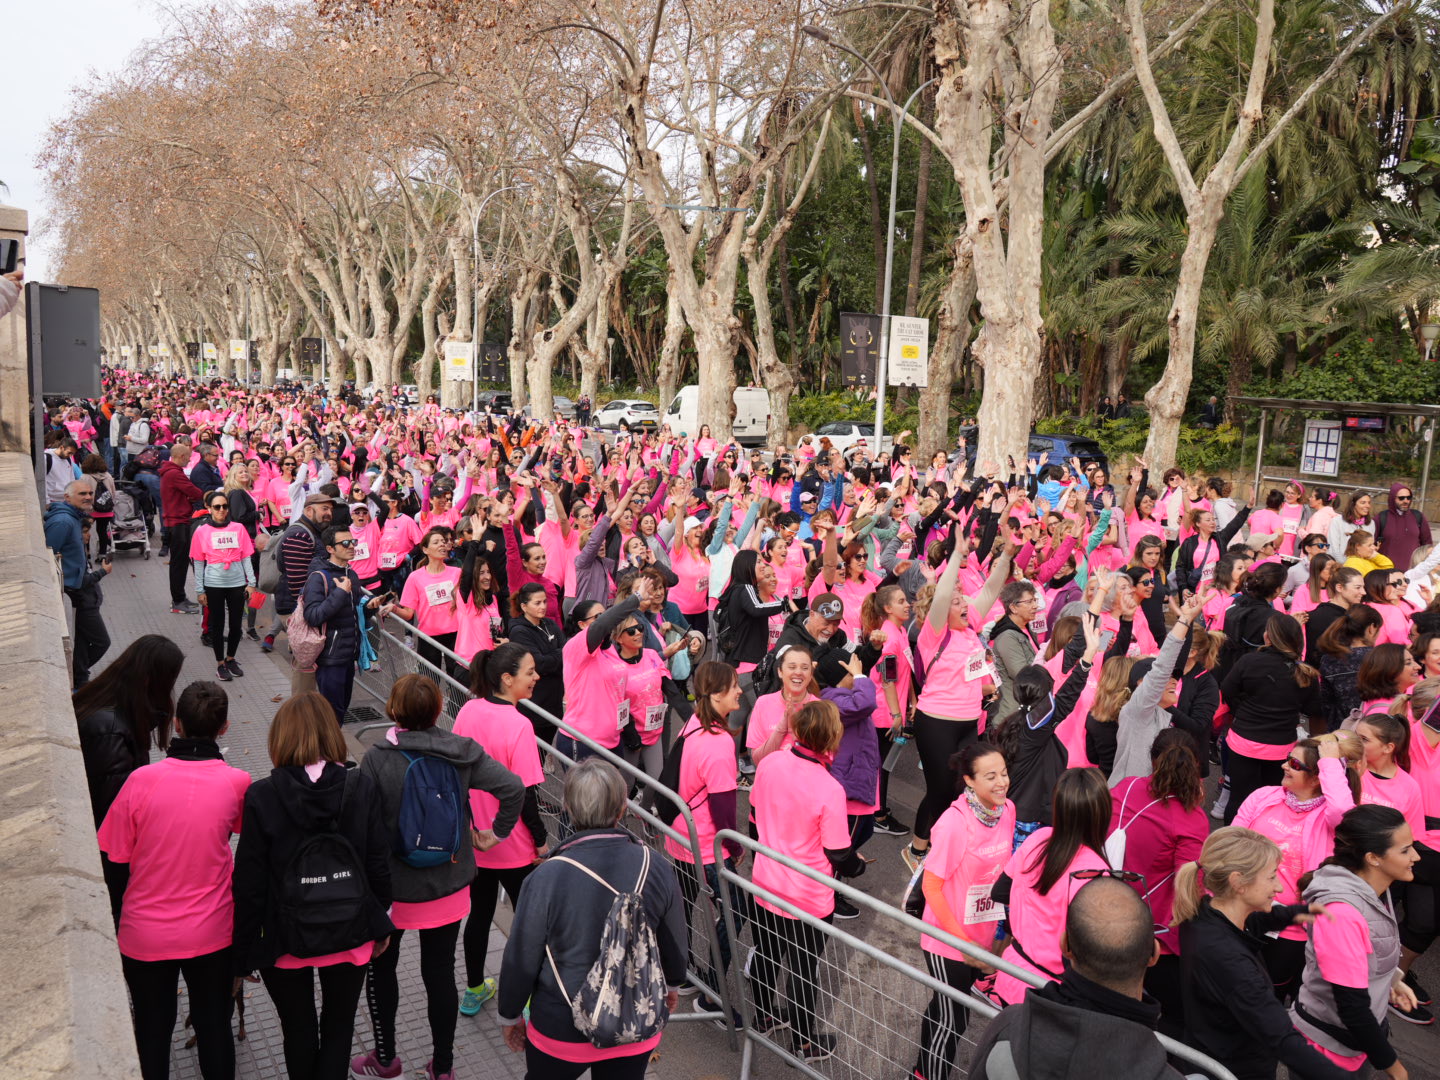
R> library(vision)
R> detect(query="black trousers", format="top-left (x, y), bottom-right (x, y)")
top-left (205, 585), bottom-right (245, 662)
top-left (364, 920), bottom-right (461, 1074)
top-left (464, 864), bottom-right (533, 987)
top-left (915, 950), bottom-right (978, 1080)
top-left (913, 712), bottom-right (978, 842)
top-left (749, 904), bottom-right (832, 1042)
top-left (67, 585), bottom-right (111, 686)
top-left (121, 946), bottom-right (235, 1080)
top-left (169, 520), bottom-right (194, 603)
top-left (524, 1043), bottom-right (649, 1080)
top-left (261, 961), bottom-right (368, 1080)
top-left (1224, 750), bottom-right (1285, 826)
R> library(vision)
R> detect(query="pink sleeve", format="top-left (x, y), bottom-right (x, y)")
top-left (1318, 756), bottom-right (1357, 828)
top-left (819, 780), bottom-right (850, 850)
top-left (923, 812), bottom-right (959, 879)
top-left (189, 526), bottom-right (206, 560)
top-left (1312, 905), bottom-right (1373, 988)
top-left (96, 784), bottom-right (136, 861)
top-left (699, 735), bottom-right (738, 795)
top-left (511, 727), bottom-right (545, 788)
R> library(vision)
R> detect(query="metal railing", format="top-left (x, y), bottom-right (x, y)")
top-left (351, 614), bottom-right (740, 1046)
top-left (711, 829), bottom-right (1238, 1080)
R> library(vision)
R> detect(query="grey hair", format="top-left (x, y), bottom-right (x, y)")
top-left (65, 477), bottom-right (96, 496)
top-left (562, 757), bottom-right (628, 830)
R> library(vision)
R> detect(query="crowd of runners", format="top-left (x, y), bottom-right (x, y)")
top-left (39, 367), bottom-right (1440, 1080)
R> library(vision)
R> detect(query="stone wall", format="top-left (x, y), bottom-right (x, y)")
top-left (0, 452), bottom-right (140, 1079)
top-left (0, 205), bottom-right (29, 455)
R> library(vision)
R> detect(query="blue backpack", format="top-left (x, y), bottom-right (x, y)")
top-left (395, 751), bottom-right (466, 868)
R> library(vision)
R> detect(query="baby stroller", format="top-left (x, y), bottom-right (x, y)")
top-left (111, 481), bottom-right (152, 559)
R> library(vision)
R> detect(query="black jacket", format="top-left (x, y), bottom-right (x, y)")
top-left (507, 615), bottom-right (564, 722)
top-left (1007, 645), bottom-right (1094, 825)
top-left (77, 706), bottom-right (147, 827)
top-left (496, 828), bottom-right (688, 1043)
top-left (720, 583), bottom-right (789, 665)
top-left (1179, 898), bottom-right (1353, 1080)
top-left (1220, 648), bottom-right (1321, 748)
top-left (1219, 591), bottom-right (1281, 681)
top-left (302, 555), bottom-right (366, 667)
top-left (1174, 506), bottom-right (1251, 595)
top-left (231, 764), bottom-right (395, 974)
top-left (1304, 601), bottom-right (1345, 667)
top-left (969, 968), bottom-right (1183, 1080)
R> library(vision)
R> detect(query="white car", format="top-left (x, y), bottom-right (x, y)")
top-left (808, 421), bottom-right (895, 459)
top-left (593, 398), bottom-right (660, 431)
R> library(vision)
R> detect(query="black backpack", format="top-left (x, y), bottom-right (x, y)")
top-left (92, 482), bottom-right (114, 515)
top-left (278, 773), bottom-right (373, 957)
top-left (714, 593), bottom-right (739, 659)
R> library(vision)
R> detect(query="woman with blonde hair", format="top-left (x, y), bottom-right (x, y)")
top-left (1175, 827), bottom-right (1349, 1080)
top-left (1084, 654), bottom-right (1137, 779)
top-left (1232, 734), bottom-right (1363, 1003)
top-left (232, 693), bottom-right (395, 1080)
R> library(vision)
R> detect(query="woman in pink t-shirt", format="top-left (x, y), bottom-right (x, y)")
top-left (454, 555), bottom-right (502, 669)
top-left (559, 583), bottom-right (653, 757)
top-left (393, 527), bottom-right (462, 671)
top-left (613, 604), bottom-right (672, 778)
top-left (862, 584), bottom-right (914, 834)
top-left (1355, 711), bottom-right (1426, 843)
top-left (915, 743), bottom-right (1015, 1080)
top-left (1291, 553), bottom-right (1337, 616)
top-left (451, 645), bottom-right (547, 1017)
top-left (749, 700), bottom-right (851, 1061)
top-left (1362, 568), bottom-right (1419, 647)
top-left (993, 767), bottom-right (1113, 1005)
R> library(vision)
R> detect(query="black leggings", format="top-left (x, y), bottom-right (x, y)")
top-left (121, 946), bottom-right (234, 1080)
top-left (524, 1043), bottom-right (650, 1080)
top-left (749, 904), bottom-right (832, 1042)
top-left (877, 725), bottom-right (896, 814)
top-left (205, 585), bottom-right (246, 662)
top-left (261, 961), bottom-right (367, 1080)
top-left (364, 921), bottom-right (461, 1074)
top-left (95, 515), bottom-right (112, 554)
top-left (1224, 750), bottom-right (1285, 826)
top-left (913, 711), bottom-right (978, 842)
top-left (417, 631), bottom-right (462, 682)
top-left (1261, 935), bottom-right (1307, 1003)
top-left (1400, 844), bottom-right (1440, 954)
top-left (915, 951), bottom-right (978, 1080)
top-left (464, 864), bottom-right (533, 987)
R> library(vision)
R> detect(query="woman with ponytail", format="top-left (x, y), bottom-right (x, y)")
top-left (1233, 735), bottom-right (1362, 1001)
top-left (1316, 604), bottom-right (1383, 731)
top-left (1291, 805), bottom-right (1419, 1075)
top-left (1356, 710), bottom-right (1424, 843)
top-left (1221, 613), bottom-right (1322, 822)
top-left (451, 644), bottom-right (548, 1016)
top-left (1106, 729), bottom-right (1209, 1035)
top-left (1175, 827), bottom-right (1352, 1080)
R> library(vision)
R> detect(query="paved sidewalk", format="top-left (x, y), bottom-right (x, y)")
top-left (94, 544), bottom-right (524, 1080)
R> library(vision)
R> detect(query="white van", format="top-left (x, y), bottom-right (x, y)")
top-left (664, 385), bottom-right (770, 447)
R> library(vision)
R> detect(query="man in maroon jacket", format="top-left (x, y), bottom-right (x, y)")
top-left (159, 443), bottom-right (202, 612)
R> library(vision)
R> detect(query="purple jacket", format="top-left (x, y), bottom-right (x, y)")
top-left (1377, 481), bottom-right (1432, 572)
top-left (825, 677), bottom-right (880, 803)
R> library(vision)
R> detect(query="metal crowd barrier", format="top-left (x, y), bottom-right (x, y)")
top-left (710, 830), bottom-right (1238, 1080)
top-left (351, 617), bottom-right (1236, 1080)
top-left (351, 615), bottom-right (740, 1047)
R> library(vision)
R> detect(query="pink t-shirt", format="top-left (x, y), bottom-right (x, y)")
top-left (664, 716), bottom-right (738, 865)
top-left (536, 519), bottom-right (580, 596)
top-left (671, 548), bottom-right (711, 616)
top-left (390, 886), bottom-right (470, 931)
top-left (921, 797), bottom-right (1016, 961)
top-left (1360, 767), bottom-right (1425, 843)
top-left (830, 571), bottom-right (880, 640)
top-left (1249, 802), bottom-right (1312, 941)
top-left (400, 564), bottom-right (462, 636)
top-left (1408, 721), bottom-right (1440, 849)
top-left (746, 691), bottom-right (815, 751)
top-left (349, 520), bottom-right (383, 580)
top-left (378, 513), bottom-right (422, 571)
top-left (751, 748), bottom-right (849, 919)
top-left (454, 595), bottom-right (500, 665)
top-left (562, 632), bottom-right (630, 746)
top-left (1290, 584), bottom-right (1327, 616)
top-left (914, 620), bottom-right (986, 720)
top-left (994, 828), bottom-right (1108, 1004)
top-left (1127, 513), bottom-right (1165, 545)
top-left (452, 697), bottom-right (545, 868)
top-left (1108, 776), bottom-right (1209, 955)
top-left (1374, 601), bottom-right (1415, 647)
top-left (1305, 904), bottom-right (1374, 1071)
top-left (189, 521), bottom-right (255, 565)
top-left (621, 649), bottom-right (669, 746)
top-left (872, 625), bottom-right (915, 730)
top-left (96, 756), bottom-right (250, 961)
top-left (1227, 731), bottom-right (1296, 760)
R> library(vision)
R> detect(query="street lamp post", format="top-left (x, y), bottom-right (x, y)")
top-left (804, 26), bottom-right (935, 455)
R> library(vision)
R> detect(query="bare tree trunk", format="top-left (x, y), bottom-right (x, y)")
top-left (918, 236), bottom-right (975, 461)
top-left (656, 271), bottom-right (685, 414)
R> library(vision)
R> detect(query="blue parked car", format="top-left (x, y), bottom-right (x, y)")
top-left (946, 428), bottom-right (1108, 477)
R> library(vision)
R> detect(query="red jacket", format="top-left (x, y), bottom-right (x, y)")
top-left (158, 460), bottom-right (202, 526)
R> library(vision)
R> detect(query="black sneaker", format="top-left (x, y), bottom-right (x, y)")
top-left (833, 896), bottom-right (861, 920)
top-left (1389, 998), bottom-right (1434, 1025)
top-left (795, 1032), bottom-right (837, 1062)
top-left (225, 659), bottom-right (244, 678)
top-left (245, 627), bottom-right (260, 642)
top-left (201, 632), bottom-right (212, 648)
top-left (215, 663), bottom-right (233, 683)
top-left (159, 546), bottom-right (170, 558)
top-left (873, 812), bottom-right (909, 836)
top-left (750, 1012), bottom-right (789, 1037)
top-left (1405, 969), bottom-right (1432, 1006)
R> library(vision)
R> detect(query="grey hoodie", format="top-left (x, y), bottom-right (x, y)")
top-left (359, 726), bottom-right (525, 903)
top-left (1109, 629), bottom-right (1187, 786)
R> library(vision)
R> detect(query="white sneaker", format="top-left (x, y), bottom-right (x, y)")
top-left (1210, 785), bottom-right (1230, 821)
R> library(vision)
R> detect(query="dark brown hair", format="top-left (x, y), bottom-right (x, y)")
top-left (387, 673), bottom-right (443, 730)
top-left (1028, 768), bottom-right (1112, 895)
top-left (269, 692), bottom-right (348, 766)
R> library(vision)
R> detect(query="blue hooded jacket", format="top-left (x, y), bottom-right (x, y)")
top-left (44, 501), bottom-right (88, 589)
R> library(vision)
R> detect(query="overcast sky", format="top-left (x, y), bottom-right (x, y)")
top-left (0, 0), bottom-right (167, 280)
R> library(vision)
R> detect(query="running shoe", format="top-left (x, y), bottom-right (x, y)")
top-left (1405, 969), bottom-right (1432, 1006)
top-left (459, 977), bottom-right (497, 1016)
top-left (216, 663), bottom-right (233, 683)
top-left (171, 600), bottom-right (200, 614)
top-left (260, 635), bottom-right (275, 653)
top-left (424, 1062), bottom-right (455, 1080)
top-left (349, 1052), bottom-right (403, 1078)
top-left (795, 1032), bottom-right (837, 1062)
top-left (159, 546), bottom-right (170, 559)
top-left (901, 845), bottom-right (925, 874)
top-left (1388, 999), bottom-right (1434, 1026)
top-left (201, 632), bottom-right (213, 649)
top-left (1209, 785), bottom-right (1230, 821)
top-left (872, 811), bottom-right (909, 836)
top-left (245, 627), bottom-right (260, 642)
top-left (736, 772), bottom-right (753, 791)
top-left (225, 659), bottom-right (244, 678)
top-left (750, 1011), bottom-right (789, 1037)
top-left (833, 896), bottom-right (860, 920)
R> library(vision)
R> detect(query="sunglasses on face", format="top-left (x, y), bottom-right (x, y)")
top-left (333, 539), bottom-right (357, 548)
top-left (1284, 755), bottom-right (1318, 773)
top-left (618, 625), bottom-right (644, 637)
top-left (210, 503), bottom-right (228, 511)
top-left (1398, 494), bottom-right (1413, 501)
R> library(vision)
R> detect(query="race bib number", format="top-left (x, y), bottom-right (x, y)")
top-left (211, 530), bottom-right (239, 551)
top-left (643, 704), bottom-right (666, 732)
top-left (1199, 563), bottom-right (1216, 587)
top-left (964, 652), bottom-right (994, 683)
top-left (353, 540), bottom-right (370, 560)
top-left (616, 700), bottom-right (631, 733)
top-left (695, 577), bottom-right (708, 594)
top-left (965, 883), bottom-right (1005, 924)
top-left (1028, 616), bottom-right (1048, 637)
top-left (1283, 518), bottom-right (1299, 535)
top-left (1164, 525), bottom-right (1179, 542)
top-left (424, 580), bottom-right (454, 607)
top-left (379, 552), bottom-right (399, 570)
top-left (791, 583), bottom-right (805, 599)
top-left (768, 615), bottom-right (784, 650)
